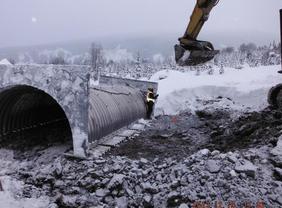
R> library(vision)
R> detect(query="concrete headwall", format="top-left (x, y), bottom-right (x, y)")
top-left (0, 64), bottom-right (158, 157)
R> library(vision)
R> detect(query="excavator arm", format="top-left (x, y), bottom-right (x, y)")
top-left (175, 0), bottom-right (220, 66)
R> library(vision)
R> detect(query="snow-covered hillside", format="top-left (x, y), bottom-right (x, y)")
top-left (152, 65), bottom-right (282, 115)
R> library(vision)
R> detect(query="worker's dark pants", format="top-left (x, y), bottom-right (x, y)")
top-left (146, 101), bottom-right (154, 119)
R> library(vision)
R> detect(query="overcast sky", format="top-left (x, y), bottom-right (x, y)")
top-left (1, 0), bottom-right (282, 48)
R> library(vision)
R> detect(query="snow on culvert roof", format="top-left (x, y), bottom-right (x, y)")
top-left (0, 59), bottom-right (12, 65)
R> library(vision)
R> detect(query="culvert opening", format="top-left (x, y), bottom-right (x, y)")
top-left (0, 85), bottom-right (72, 151)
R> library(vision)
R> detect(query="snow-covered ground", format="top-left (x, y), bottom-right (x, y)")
top-left (152, 65), bottom-right (282, 115)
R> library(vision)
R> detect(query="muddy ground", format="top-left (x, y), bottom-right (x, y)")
top-left (109, 106), bottom-right (282, 161)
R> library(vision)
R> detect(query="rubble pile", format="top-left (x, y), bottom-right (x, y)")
top-left (1, 103), bottom-right (282, 207)
top-left (13, 142), bottom-right (282, 207)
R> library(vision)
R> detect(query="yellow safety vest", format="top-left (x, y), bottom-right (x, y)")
top-left (146, 92), bottom-right (155, 103)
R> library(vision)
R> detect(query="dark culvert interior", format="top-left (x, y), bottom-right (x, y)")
top-left (0, 85), bottom-right (72, 152)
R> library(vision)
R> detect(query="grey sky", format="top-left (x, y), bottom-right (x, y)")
top-left (1, 0), bottom-right (282, 48)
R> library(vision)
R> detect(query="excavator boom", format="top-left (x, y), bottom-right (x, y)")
top-left (175, 0), bottom-right (220, 66)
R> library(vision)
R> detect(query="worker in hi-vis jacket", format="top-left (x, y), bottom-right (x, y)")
top-left (146, 88), bottom-right (159, 119)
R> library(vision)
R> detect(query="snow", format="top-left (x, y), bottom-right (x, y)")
top-left (0, 192), bottom-right (46, 208)
top-left (0, 59), bottom-right (12, 65)
top-left (0, 145), bottom-right (69, 208)
top-left (151, 65), bottom-right (282, 115)
top-left (0, 149), bottom-right (50, 208)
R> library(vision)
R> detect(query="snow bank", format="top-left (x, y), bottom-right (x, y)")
top-left (151, 65), bottom-right (282, 115)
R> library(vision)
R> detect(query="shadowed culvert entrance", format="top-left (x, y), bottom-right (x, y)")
top-left (0, 85), bottom-right (72, 151)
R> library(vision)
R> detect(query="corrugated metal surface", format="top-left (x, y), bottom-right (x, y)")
top-left (0, 85), bottom-right (68, 139)
top-left (88, 85), bottom-right (147, 142)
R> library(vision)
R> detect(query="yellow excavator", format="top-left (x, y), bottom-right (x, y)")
top-left (175, 0), bottom-right (220, 66)
top-left (177, 1), bottom-right (282, 108)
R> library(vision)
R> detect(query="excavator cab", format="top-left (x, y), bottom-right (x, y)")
top-left (175, 0), bottom-right (220, 66)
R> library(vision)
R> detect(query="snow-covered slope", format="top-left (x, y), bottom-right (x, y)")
top-left (0, 59), bottom-right (12, 65)
top-left (151, 65), bottom-right (282, 115)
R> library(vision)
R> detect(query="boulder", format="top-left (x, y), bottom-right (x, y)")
top-left (206, 160), bottom-right (221, 173)
top-left (235, 160), bottom-right (258, 178)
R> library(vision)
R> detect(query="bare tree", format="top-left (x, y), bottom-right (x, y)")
top-left (49, 56), bottom-right (66, 65)
top-left (0, 179), bottom-right (3, 191)
top-left (90, 43), bottom-right (104, 84)
top-left (221, 46), bottom-right (235, 54)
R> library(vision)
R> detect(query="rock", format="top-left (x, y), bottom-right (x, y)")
top-left (227, 153), bottom-right (238, 163)
top-left (115, 196), bottom-right (128, 208)
top-left (274, 168), bottom-right (282, 181)
top-left (107, 174), bottom-right (125, 189)
top-left (235, 160), bottom-right (258, 178)
top-left (269, 194), bottom-right (282, 205)
top-left (156, 174), bottom-right (162, 181)
top-left (171, 180), bottom-right (180, 188)
top-left (47, 203), bottom-right (58, 208)
top-left (206, 160), bottom-right (221, 173)
top-left (140, 158), bottom-right (149, 164)
top-left (179, 203), bottom-right (189, 208)
top-left (219, 153), bottom-right (227, 159)
top-left (261, 159), bottom-right (268, 164)
top-left (94, 159), bottom-right (106, 164)
top-left (229, 170), bottom-right (237, 178)
top-left (54, 161), bottom-right (63, 176)
top-left (142, 182), bottom-right (159, 194)
top-left (56, 195), bottom-right (78, 207)
top-left (54, 180), bottom-right (64, 189)
top-left (112, 164), bottom-right (122, 171)
top-left (135, 185), bottom-right (142, 194)
top-left (104, 196), bottom-right (114, 204)
top-left (259, 188), bottom-right (267, 195)
top-left (211, 150), bottom-right (220, 156)
top-left (270, 136), bottom-right (282, 167)
top-left (95, 188), bottom-right (108, 197)
top-left (277, 196), bottom-right (282, 205)
top-left (143, 194), bottom-right (152, 203)
top-left (198, 149), bottom-right (210, 156)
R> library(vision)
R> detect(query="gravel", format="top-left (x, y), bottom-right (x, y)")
top-left (1, 102), bottom-right (282, 207)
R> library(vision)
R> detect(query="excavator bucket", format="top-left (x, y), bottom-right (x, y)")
top-left (174, 44), bottom-right (219, 66)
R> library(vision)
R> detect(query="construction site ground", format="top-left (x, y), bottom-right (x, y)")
top-left (0, 97), bottom-right (282, 208)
